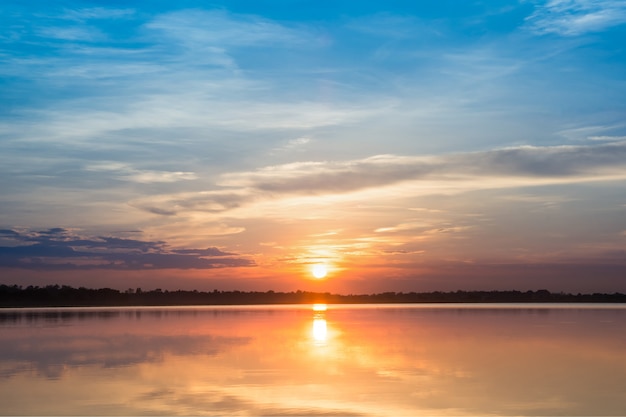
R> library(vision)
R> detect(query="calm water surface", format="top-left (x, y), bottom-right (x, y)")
top-left (1, 304), bottom-right (625, 416)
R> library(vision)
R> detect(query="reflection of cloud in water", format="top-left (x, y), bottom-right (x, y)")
top-left (135, 388), bottom-right (367, 416)
top-left (0, 322), bottom-right (250, 379)
top-left (0, 307), bottom-right (271, 325)
top-left (1, 334), bottom-right (250, 379)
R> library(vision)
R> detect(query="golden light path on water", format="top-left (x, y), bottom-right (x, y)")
top-left (311, 304), bottom-right (328, 344)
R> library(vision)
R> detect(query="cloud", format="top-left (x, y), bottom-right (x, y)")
top-left (37, 26), bottom-right (107, 42)
top-left (240, 140), bottom-right (626, 189)
top-left (0, 228), bottom-right (254, 270)
top-left (131, 141), bottom-right (626, 216)
top-left (146, 9), bottom-right (313, 49)
top-left (59, 7), bottom-right (136, 21)
top-left (86, 162), bottom-right (197, 183)
top-left (526, 0), bottom-right (626, 36)
top-left (0, 315), bottom-right (250, 378)
top-left (271, 137), bottom-right (312, 153)
top-left (588, 135), bottom-right (626, 142)
top-left (219, 155), bottom-right (436, 193)
top-left (2, 7), bottom-right (134, 51)
top-left (346, 12), bottom-right (439, 39)
top-left (130, 190), bottom-right (253, 216)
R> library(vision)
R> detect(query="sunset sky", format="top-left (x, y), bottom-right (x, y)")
top-left (1, 0), bottom-right (625, 293)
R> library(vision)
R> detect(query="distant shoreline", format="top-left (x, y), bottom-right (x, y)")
top-left (1, 284), bottom-right (625, 308)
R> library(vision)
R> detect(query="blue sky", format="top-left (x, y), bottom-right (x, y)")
top-left (1, 0), bottom-right (625, 292)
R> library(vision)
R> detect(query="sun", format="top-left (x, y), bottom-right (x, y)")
top-left (312, 264), bottom-right (328, 279)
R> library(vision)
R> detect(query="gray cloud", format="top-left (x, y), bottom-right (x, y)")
top-left (224, 141), bottom-right (626, 191)
top-left (220, 156), bottom-right (436, 193)
top-left (452, 141), bottom-right (626, 176)
top-left (130, 190), bottom-right (253, 216)
top-left (0, 228), bottom-right (254, 270)
top-left (133, 141), bottom-right (626, 215)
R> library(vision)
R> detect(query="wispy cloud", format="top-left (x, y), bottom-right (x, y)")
top-left (346, 12), bottom-right (440, 39)
top-left (86, 162), bottom-right (197, 183)
top-left (588, 135), bottom-right (626, 142)
top-left (36, 26), bottom-right (107, 42)
top-left (130, 190), bottom-right (254, 216)
top-left (271, 137), bottom-right (312, 154)
top-left (59, 7), bottom-right (136, 21)
top-left (374, 222), bottom-right (432, 234)
top-left (147, 9), bottom-right (312, 47)
top-left (526, 0), bottom-right (626, 36)
top-left (0, 228), bottom-right (253, 270)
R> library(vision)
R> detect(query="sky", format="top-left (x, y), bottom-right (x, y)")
top-left (1, 0), bottom-right (625, 293)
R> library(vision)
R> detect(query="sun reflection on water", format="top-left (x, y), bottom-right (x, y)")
top-left (312, 318), bottom-right (327, 343)
top-left (311, 304), bottom-right (328, 345)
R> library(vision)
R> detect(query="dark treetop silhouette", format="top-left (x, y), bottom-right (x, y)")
top-left (1, 284), bottom-right (625, 307)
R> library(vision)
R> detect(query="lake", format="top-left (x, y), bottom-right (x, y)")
top-left (1, 304), bottom-right (625, 416)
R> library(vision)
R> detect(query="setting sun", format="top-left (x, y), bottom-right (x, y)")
top-left (312, 264), bottom-right (328, 279)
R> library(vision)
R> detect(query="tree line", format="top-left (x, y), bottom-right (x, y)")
top-left (0, 284), bottom-right (625, 307)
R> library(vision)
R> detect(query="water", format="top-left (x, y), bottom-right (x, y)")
top-left (1, 304), bottom-right (625, 416)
